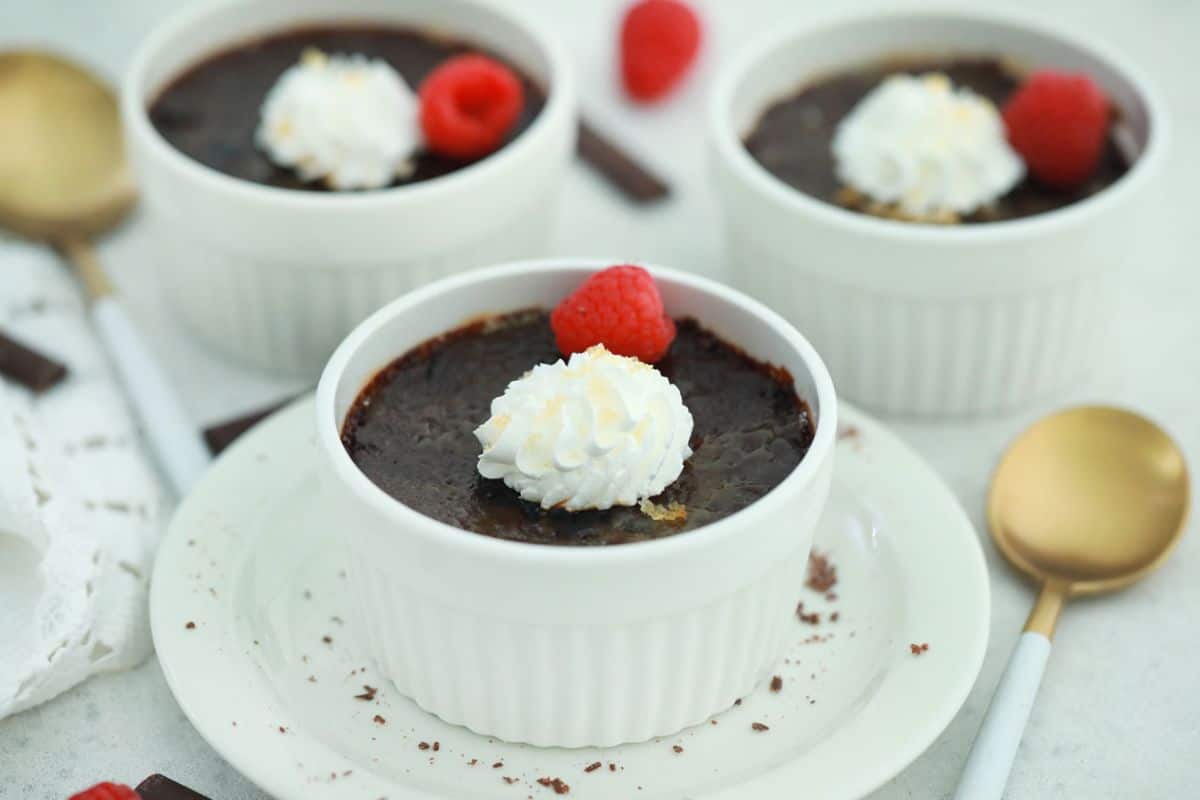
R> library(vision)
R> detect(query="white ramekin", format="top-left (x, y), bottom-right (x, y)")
top-left (314, 259), bottom-right (837, 747)
top-left (122, 0), bottom-right (576, 377)
top-left (709, 8), bottom-right (1167, 418)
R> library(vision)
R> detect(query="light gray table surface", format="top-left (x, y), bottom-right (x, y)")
top-left (2, 0), bottom-right (1197, 797)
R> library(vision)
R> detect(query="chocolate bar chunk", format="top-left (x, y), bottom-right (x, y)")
top-left (0, 331), bottom-right (67, 393)
top-left (136, 774), bottom-right (211, 799)
top-left (202, 398), bottom-right (294, 455)
top-left (577, 119), bottom-right (670, 203)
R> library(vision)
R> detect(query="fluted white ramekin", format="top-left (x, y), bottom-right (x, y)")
top-left (709, 9), bottom-right (1167, 417)
top-left (122, 0), bottom-right (576, 376)
top-left (315, 259), bottom-right (837, 747)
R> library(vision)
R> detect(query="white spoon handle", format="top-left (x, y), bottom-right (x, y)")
top-left (953, 631), bottom-right (1051, 800)
top-left (92, 297), bottom-right (211, 496)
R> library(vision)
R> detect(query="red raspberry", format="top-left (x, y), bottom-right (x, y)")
top-left (551, 266), bottom-right (676, 363)
top-left (620, 0), bottom-right (701, 103)
top-left (68, 783), bottom-right (138, 800)
top-left (419, 55), bottom-right (524, 160)
top-left (1002, 70), bottom-right (1110, 189)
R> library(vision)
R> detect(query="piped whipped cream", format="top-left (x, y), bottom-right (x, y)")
top-left (255, 49), bottom-right (421, 190)
top-left (475, 345), bottom-right (694, 512)
top-left (831, 73), bottom-right (1025, 217)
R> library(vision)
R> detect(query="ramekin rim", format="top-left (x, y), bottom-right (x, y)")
top-left (708, 4), bottom-right (1170, 244)
top-left (119, 0), bottom-right (576, 210)
top-left (314, 258), bottom-right (838, 566)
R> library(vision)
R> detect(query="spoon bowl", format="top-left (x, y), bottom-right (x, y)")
top-left (0, 51), bottom-right (135, 242)
top-left (989, 406), bottom-right (1189, 594)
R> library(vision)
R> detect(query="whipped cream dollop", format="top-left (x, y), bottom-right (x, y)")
top-left (831, 73), bottom-right (1025, 217)
top-left (255, 49), bottom-right (421, 190)
top-left (475, 345), bottom-right (694, 512)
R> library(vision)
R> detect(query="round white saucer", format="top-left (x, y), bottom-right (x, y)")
top-left (151, 398), bottom-right (988, 800)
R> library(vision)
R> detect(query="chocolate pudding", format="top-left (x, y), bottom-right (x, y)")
top-left (743, 57), bottom-right (1132, 223)
top-left (148, 26), bottom-right (545, 190)
top-left (341, 311), bottom-right (815, 546)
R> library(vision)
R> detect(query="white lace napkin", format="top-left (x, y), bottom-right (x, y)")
top-left (0, 239), bottom-right (164, 720)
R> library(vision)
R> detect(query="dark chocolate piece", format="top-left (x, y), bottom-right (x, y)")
top-left (0, 331), bottom-right (67, 393)
top-left (136, 774), bottom-right (211, 800)
top-left (202, 397), bottom-right (294, 455)
top-left (577, 119), bottom-right (670, 203)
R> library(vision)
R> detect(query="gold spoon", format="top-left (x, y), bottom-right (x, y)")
top-left (0, 50), bottom-right (209, 495)
top-left (955, 406), bottom-right (1189, 800)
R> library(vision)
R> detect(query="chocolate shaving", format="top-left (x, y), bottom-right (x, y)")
top-left (577, 118), bottom-right (670, 203)
top-left (584, 762), bottom-right (602, 773)
top-left (806, 551), bottom-right (838, 593)
top-left (536, 776), bottom-right (571, 794)
top-left (751, 722), bottom-right (769, 732)
top-left (796, 602), bottom-right (820, 625)
top-left (373, 714), bottom-right (386, 724)
top-left (0, 331), bottom-right (67, 393)
top-left (354, 685), bottom-right (378, 701)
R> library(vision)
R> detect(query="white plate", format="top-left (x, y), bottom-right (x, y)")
top-left (151, 398), bottom-right (988, 800)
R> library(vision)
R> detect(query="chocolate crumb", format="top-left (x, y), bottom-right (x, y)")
top-left (536, 776), bottom-right (570, 794)
top-left (503, 776), bottom-right (519, 784)
top-left (770, 675), bottom-right (783, 693)
top-left (672, 745), bottom-right (683, 754)
top-left (433, 741), bottom-right (440, 752)
top-left (278, 726), bottom-right (287, 733)
top-left (355, 685), bottom-right (378, 701)
top-left (806, 551), bottom-right (838, 593)
top-left (796, 602), bottom-right (820, 625)
top-left (493, 762), bottom-right (504, 769)
top-left (585, 762), bottom-right (602, 773)
top-left (609, 763), bottom-right (617, 772)
top-left (307, 675), bottom-right (317, 683)
top-left (322, 635), bottom-right (332, 644)
top-left (734, 698), bottom-right (742, 706)
top-left (418, 742), bottom-right (430, 750)
top-left (710, 719), bottom-right (718, 725)
top-left (469, 759), bottom-right (478, 766)
top-left (373, 714), bottom-right (386, 724)
top-left (910, 642), bottom-right (930, 656)
top-left (751, 722), bottom-right (769, 732)
top-left (184, 621), bottom-right (195, 630)
top-left (830, 612), bottom-right (840, 622)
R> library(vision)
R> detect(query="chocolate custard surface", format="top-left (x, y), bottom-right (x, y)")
top-left (149, 26), bottom-right (545, 191)
top-left (743, 57), bottom-right (1131, 222)
top-left (342, 311), bottom-right (815, 546)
